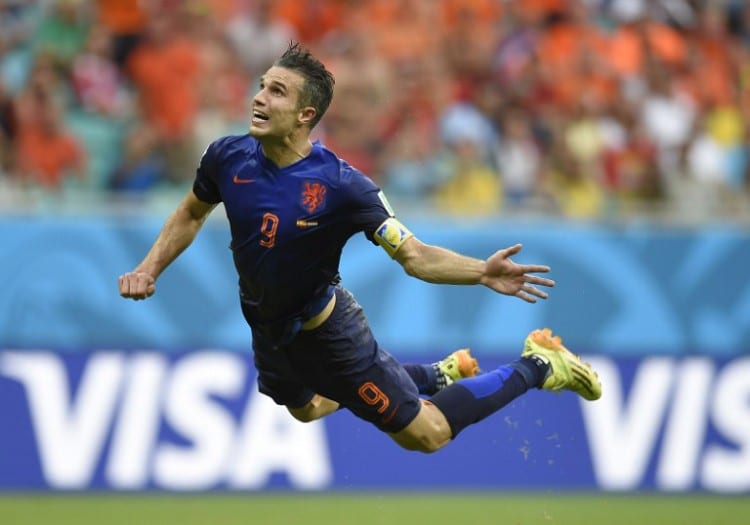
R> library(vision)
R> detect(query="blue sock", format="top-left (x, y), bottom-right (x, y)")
top-left (403, 364), bottom-right (438, 395)
top-left (429, 357), bottom-right (548, 438)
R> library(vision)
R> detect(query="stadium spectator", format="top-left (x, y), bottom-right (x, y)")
top-left (493, 107), bottom-right (543, 206)
top-left (192, 36), bottom-right (251, 162)
top-left (542, 134), bottom-right (605, 219)
top-left (271, 0), bottom-right (347, 44)
top-left (432, 99), bottom-right (501, 214)
top-left (562, 98), bottom-right (608, 185)
top-left (600, 93), bottom-right (664, 210)
top-left (490, 1), bottom-right (540, 92)
top-left (689, 3), bottom-right (735, 107)
top-left (0, 1), bottom-right (34, 52)
top-left (225, 0), bottom-right (296, 80)
top-left (109, 122), bottom-right (165, 195)
top-left (71, 26), bottom-right (130, 117)
top-left (376, 56), bottom-right (452, 184)
top-left (0, 80), bottom-right (15, 177)
top-left (637, 60), bottom-right (697, 180)
top-left (433, 135), bottom-right (503, 216)
top-left (379, 118), bottom-right (449, 202)
top-left (32, 0), bottom-right (91, 72)
top-left (729, 0), bottom-right (750, 47)
top-left (13, 87), bottom-right (85, 189)
top-left (605, 8), bottom-right (687, 79)
top-left (125, 10), bottom-right (202, 180)
top-left (440, 0), bottom-right (501, 91)
top-left (677, 102), bottom-right (747, 218)
top-left (439, 101), bottom-right (496, 164)
top-left (94, 0), bottom-right (149, 67)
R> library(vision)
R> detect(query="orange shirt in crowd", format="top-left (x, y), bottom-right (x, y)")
top-left (15, 127), bottom-right (85, 188)
top-left (440, 0), bottom-right (503, 27)
top-left (533, 17), bottom-right (616, 108)
top-left (96, 0), bottom-right (148, 35)
top-left (351, 0), bottom-right (441, 62)
top-left (271, 0), bottom-right (345, 44)
top-left (536, 20), bottom-right (606, 71)
top-left (127, 37), bottom-right (201, 138)
top-left (606, 22), bottom-right (686, 76)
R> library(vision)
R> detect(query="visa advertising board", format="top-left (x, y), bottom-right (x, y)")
top-left (1, 351), bottom-right (748, 493)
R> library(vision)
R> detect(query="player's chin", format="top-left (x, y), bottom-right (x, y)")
top-left (248, 125), bottom-right (268, 138)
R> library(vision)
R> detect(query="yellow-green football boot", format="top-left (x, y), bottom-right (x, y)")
top-left (521, 328), bottom-right (602, 401)
top-left (436, 348), bottom-right (480, 387)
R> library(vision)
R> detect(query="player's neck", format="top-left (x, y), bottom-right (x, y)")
top-left (260, 133), bottom-right (313, 168)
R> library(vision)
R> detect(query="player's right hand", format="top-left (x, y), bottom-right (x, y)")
top-left (118, 271), bottom-right (156, 300)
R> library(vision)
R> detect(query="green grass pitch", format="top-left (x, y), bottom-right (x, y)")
top-left (1, 493), bottom-right (748, 525)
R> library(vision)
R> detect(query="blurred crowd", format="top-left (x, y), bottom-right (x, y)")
top-left (0, 0), bottom-right (749, 220)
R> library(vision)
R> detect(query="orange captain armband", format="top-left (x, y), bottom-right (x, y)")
top-left (373, 217), bottom-right (413, 257)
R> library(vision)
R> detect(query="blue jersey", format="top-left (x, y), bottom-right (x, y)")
top-left (192, 135), bottom-right (391, 345)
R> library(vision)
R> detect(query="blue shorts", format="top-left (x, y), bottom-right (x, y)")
top-left (251, 286), bottom-right (421, 433)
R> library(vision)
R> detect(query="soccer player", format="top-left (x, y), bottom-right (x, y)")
top-left (118, 42), bottom-right (601, 453)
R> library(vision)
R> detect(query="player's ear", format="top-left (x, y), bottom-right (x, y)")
top-left (298, 106), bottom-right (317, 127)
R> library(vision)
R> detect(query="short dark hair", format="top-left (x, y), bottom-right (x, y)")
top-left (275, 42), bottom-right (335, 129)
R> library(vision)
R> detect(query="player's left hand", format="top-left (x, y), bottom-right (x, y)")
top-left (481, 244), bottom-right (554, 303)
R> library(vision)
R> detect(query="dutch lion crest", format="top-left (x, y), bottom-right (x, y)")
top-left (301, 182), bottom-right (327, 213)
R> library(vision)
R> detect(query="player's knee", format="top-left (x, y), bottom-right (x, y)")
top-left (391, 417), bottom-right (451, 453)
top-left (393, 431), bottom-right (447, 454)
top-left (411, 434), bottom-right (446, 454)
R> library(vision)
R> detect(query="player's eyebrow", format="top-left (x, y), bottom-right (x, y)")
top-left (259, 76), bottom-right (288, 93)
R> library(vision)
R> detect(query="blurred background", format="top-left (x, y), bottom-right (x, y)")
top-left (1, 0), bottom-right (749, 504)
top-left (1, 0), bottom-right (749, 218)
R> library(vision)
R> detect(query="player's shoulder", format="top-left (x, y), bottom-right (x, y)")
top-left (309, 141), bottom-right (342, 170)
top-left (312, 141), bottom-right (372, 187)
top-left (207, 134), bottom-right (259, 160)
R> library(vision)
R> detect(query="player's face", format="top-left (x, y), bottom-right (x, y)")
top-left (249, 66), bottom-right (310, 139)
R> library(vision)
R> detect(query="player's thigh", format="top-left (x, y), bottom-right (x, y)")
top-left (337, 349), bottom-right (422, 432)
top-left (288, 287), bottom-right (422, 433)
top-left (389, 401), bottom-right (452, 453)
top-left (291, 331), bottom-right (422, 432)
top-left (253, 341), bottom-right (316, 409)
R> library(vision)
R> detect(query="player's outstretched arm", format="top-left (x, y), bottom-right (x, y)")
top-left (393, 237), bottom-right (554, 303)
top-left (118, 190), bottom-right (216, 301)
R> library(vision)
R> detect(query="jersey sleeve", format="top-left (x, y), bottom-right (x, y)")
top-left (342, 166), bottom-right (388, 230)
top-left (341, 164), bottom-right (411, 248)
top-left (192, 140), bottom-right (223, 204)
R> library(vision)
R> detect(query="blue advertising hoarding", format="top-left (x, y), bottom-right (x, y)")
top-left (1, 350), bottom-right (748, 493)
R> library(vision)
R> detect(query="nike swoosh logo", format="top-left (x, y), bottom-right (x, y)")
top-left (233, 175), bottom-right (257, 184)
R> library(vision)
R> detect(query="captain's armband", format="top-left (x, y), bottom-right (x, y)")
top-left (373, 217), bottom-right (413, 257)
